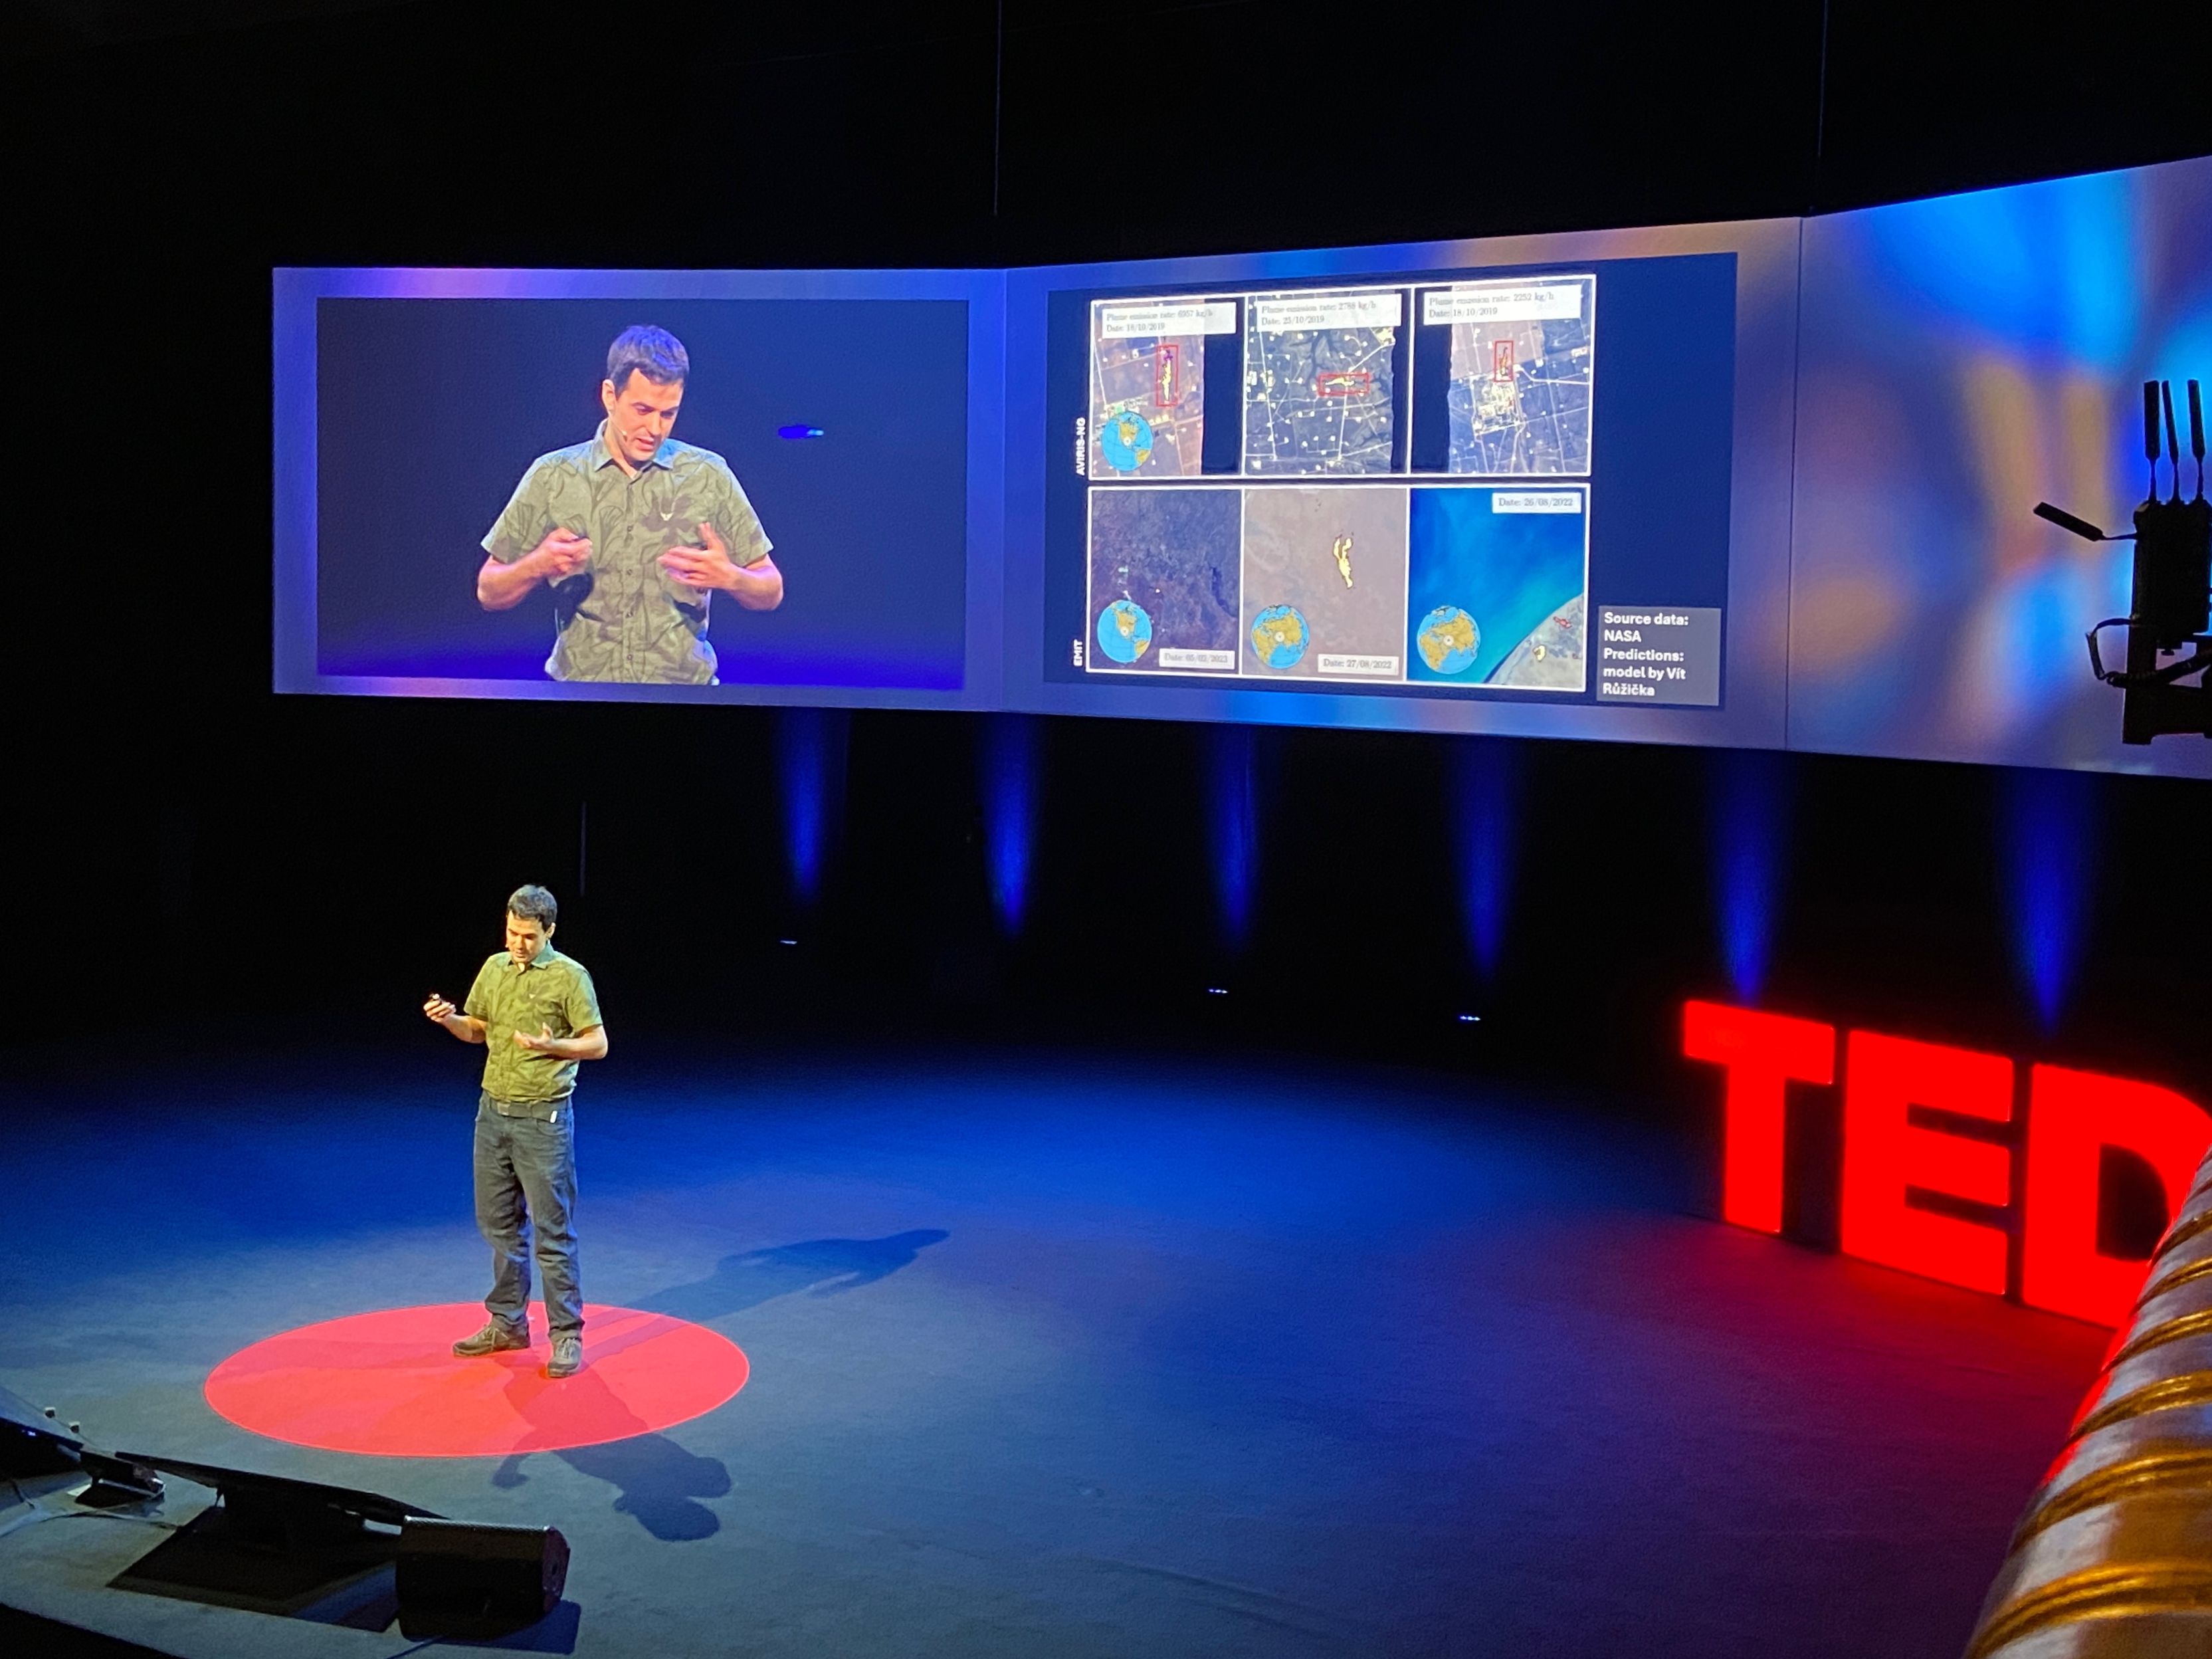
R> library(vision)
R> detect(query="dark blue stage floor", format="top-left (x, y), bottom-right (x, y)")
top-left (0, 1038), bottom-right (2107, 1657)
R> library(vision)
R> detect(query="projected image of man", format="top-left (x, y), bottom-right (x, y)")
top-left (477, 325), bottom-right (785, 685)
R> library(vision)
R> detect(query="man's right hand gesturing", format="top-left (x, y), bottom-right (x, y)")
top-left (478, 527), bottom-right (592, 611)
top-left (530, 528), bottom-right (593, 580)
top-left (425, 993), bottom-right (486, 1045)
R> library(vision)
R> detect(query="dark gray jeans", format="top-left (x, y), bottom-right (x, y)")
top-left (472, 1093), bottom-right (582, 1336)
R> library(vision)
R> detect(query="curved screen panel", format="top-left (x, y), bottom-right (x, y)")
top-left (1789, 157), bottom-right (2212, 775)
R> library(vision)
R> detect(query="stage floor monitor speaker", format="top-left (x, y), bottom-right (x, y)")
top-left (395, 1516), bottom-right (569, 1640)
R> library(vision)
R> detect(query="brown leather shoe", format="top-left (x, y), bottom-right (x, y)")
top-left (546, 1331), bottom-right (583, 1378)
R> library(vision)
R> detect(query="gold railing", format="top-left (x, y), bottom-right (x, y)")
top-left (1964, 1159), bottom-right (2212, 1656)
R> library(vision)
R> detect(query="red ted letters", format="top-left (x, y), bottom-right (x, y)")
top-left (1684, 1002), bottom-right (2212, 1326)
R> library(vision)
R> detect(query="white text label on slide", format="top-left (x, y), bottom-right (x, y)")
top-left (1423, 282), bottom-right (1587, 324)
top-left (1492, 492), bottom-right (1583, 514)
top-left (1594, 606), bottom-right (1722, 705)
top-left (1098, 300), bottom-right (1239, 338)
top-left (1251, 293), bottom-right (1404, 333)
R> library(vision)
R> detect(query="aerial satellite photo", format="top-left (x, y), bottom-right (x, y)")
top-left (1405, 486), bottom-right (1589, 689)
top-left (1243, 289), bottom-right (1401, 475)
top-left (1239, 487), bottom-right (1409, 679)
top-left (1431, 277), bottom-right (1596, 476)
top-left (1090, 298), bottom-right (1233, 480)
top-left (1087, 487), bottom-right (1242, 674)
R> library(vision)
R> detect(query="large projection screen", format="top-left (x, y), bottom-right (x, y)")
top-left (1001, 219), bottom-right (1802, 749)
top-left (274, 154), bottom-right (2212, 776)
top-left (273, 268), bottom-right (1008, 710)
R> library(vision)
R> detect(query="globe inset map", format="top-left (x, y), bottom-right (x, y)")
top-left (1096, 599), bottom-right (1155, 663)
top-left (1249, 605), bottom-right (1310, 670)
top-left (1416, 606), bottom-right (1480, 675)
top-left (1098, 409), bottom-right (1156, 474)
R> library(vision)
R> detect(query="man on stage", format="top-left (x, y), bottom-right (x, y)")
top-left (423, 885), bottom-right (607, 1379)
top-left (476, 323), bottom-right (785, 685)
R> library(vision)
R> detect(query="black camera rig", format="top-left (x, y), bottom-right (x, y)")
top-left (2037, 379), bottom-right (2211, 743)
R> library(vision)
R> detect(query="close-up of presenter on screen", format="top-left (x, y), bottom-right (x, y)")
top-left (476, 324), bottom-right (785, 685)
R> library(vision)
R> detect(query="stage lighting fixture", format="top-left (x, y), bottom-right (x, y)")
top-left (2043, 378), bottom-right (2212, 742)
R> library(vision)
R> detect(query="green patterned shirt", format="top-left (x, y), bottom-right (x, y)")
top-left (483, 422), bottom-right (772, 685)
top-left (462, 944), bottom-right (603, 1107)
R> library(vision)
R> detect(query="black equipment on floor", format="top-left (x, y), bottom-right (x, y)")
top-left (0, 1386), bottom-right (79, 1481)
top-left (1, 1396), bottom-right (578, 1642)
top-left (0, 1385), bottom-right (161, 1506)
top-left (395, 1516), bottom-right (571, 1640)
top-left (3, 1375), bottom-right (579, 1642)
top-left (106, 1456), bottom-right (442, 1626)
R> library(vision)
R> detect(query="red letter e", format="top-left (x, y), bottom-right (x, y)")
top-left (1841, 1032), bottom-right (2013, 1294)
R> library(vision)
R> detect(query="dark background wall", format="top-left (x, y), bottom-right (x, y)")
top-left (3, 0), bottom-right (2210, 1133)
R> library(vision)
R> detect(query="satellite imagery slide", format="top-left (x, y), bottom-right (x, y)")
top-left (1405, 486), bottom-right (1588, 689)
top-left (1088, 487), bottom-right (1242, 674)
top-left (1239, 487), bottom-right (1409, 679)
top-left (1428, 278), bottom-right (1596, 476)
top-left (1089, 298), bottom-right (1233, 480)
top-left (1244, 288), bottom-right (1401, 476)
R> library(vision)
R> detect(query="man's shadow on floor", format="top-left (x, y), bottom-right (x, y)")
top-left (494, 1436), bottom-right (729, 1542)
top-left (637, 1228), bottom-right (950, 1322)
top-left (493, 1229), bottom-right (950, 1539)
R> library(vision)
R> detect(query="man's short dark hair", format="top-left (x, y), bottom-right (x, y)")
top-left (606, 326), bottom-right (688, 394)
top-left (508, 885), bottom-right (558, 929)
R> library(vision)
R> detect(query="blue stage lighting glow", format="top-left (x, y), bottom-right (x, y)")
top-left (777, 707), bottom-right (847, 906)
top-left (1209, 725), bottom-right (1258, 954)
top-left (2001, 767), bottom-right (2097, 1029)
top-left (777, 425), bottom-right (826, 440)
top-left (1711, 749), bottom-right (1792, 1004)
top-left (982, 714), bottom-right (1039, 936)
top-left (1451, 738), bottom-right (1520, 982)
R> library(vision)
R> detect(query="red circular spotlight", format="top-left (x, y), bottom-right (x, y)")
top-left (205, 1303), bottom-right (748, 1457)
